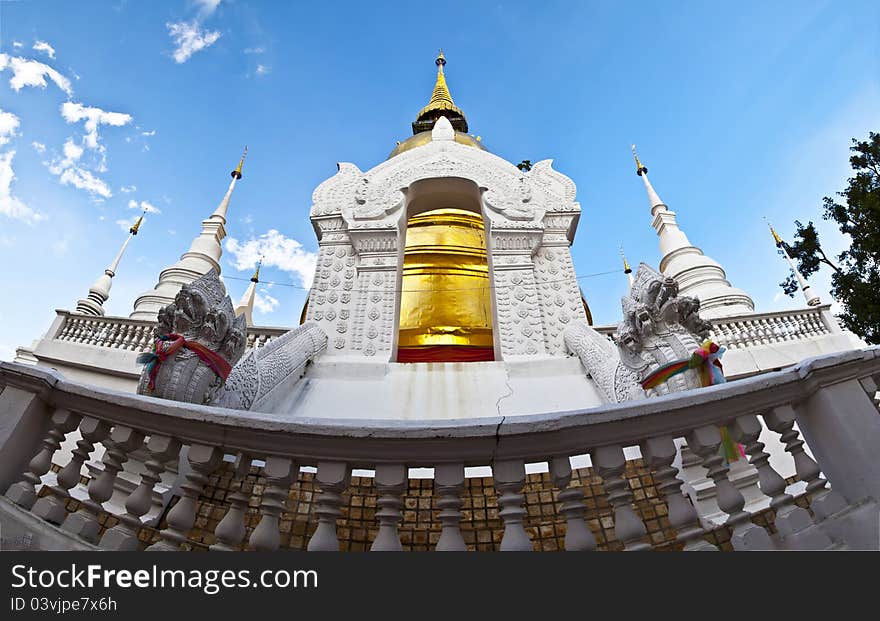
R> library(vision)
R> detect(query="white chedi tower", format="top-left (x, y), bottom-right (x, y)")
top-left (130, 148), bottom-right (247, 320)
top-left (75, 213), bottom-right (144, 316)
top-left (632, 146), bottom-right (755, 319)
top-left (233, 258), bottom-right (261, 327)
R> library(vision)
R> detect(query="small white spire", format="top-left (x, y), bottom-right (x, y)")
top-left (76, 214), bottom-right (144, 316)
top-left (631, 145), bottom-right (755, 318)
top-left (131, 148), bottom-right (248, 320)
top-left (766, 221), bottom-right (821, 306)
top-left (234, 257), bottom-right (262, 327)
top-left (632, 145), bottom-right (665, 214)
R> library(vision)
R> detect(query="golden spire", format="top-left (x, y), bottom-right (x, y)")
top-left (250, 256), bottom-right (262, 283)
top-left (129, 210), bottom-right (145, 235)
top-left (231, 145), bottom-right (247, 180)
top-left (631, 144), bottom-right (648, 176)
top-left (619, 246), bottom-right (632, 274)
top-left (412, 50), bottom-right (468, 134)
top-left (768, 222), bottom-right (784, 247)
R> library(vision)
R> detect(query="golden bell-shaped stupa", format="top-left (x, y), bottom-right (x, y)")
top-left (397, 208), bottom-right (494, 362)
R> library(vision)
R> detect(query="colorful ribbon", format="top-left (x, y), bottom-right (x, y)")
top-left (639, 340), bottom-right (744, 462)
top-left (137, 333), bottom-right (232, 391)
top-left (641, 340), bottom-right (726, 390)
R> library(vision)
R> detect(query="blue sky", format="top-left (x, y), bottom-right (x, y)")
top-left (0, 0), bottom-right (877, 360)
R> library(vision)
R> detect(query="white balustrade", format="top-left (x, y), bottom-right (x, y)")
top-left (2, 345), bottom-right (879, 552)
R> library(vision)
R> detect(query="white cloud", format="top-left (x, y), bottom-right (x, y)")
top-left (253, 290), bottom-right (279, 314)
top-left (12, 41), bottom-right (23, 49)
top-left (62, 137), bottom-right (83, 162)
top-left (256, 64), bottom-right (270, 75)
top-left (57, 166), bottom-right (112, 198)
top-left (60, 102), bottom-right (132, 150)
top-left (225, 229), bottom-right (317, 287)
top-left (195, 0), bottom-right (222, 15)
top-left (141, 129), bottom-right (156, 136)
top-left (31, 141), bottom-right (46, 153)
top-left (128, 199), bottom-right (161, 214)
top-left (0, 54), bottom-right (72, 96)
top-left (167, 21), bottom-right (221, 64)
top-left (244, 47), bottom-right (265, 54)
top-left (120, 184), bottom-right (137, 193)
top-left (0, 150), bottom-right (46, 223)
top-left (0, 109), bottom-right (20, 146)
top-left (33, 40), bottom-right (56, 59)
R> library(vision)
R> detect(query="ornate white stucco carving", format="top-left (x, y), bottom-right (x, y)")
top-left (565, 263), bottom-right (713, 403)
top-left (213, 322), bottom-right (328, 411)
top-left (136, 270), bottom-right (247, 405)
top-left (307, 120), bottom-right (585, 360)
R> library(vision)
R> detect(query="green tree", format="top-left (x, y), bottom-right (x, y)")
top-left (781, 131), bottom-right (880, 343)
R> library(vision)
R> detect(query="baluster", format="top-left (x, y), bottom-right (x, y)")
top-left (58, 317), bottom-right (73, 340)
top-left (210, 453), bottom-right (253, 552)
top-left (124, 325), bottom-right (139, 351)
top-left (768, 316), bottom-right (786, 341)
top-left (147, 444), bottom-right (223, 551)
top-left (100, 434), bottom-right (181, 550)
top-left (139, 326), bottom-right (153, 351)
top-left (729, 414), bottom-right (832, 549)
top-left (112, 324), bottom-right (128, 349)
top-left (763, 405), bottom-right (846, 519)
top-left (730, 321), bottom-right (745, 348)
top-left (593, 445), bottom-right (650, 550)
top-left (71, 318), bottom-right (86, 343)
top-left (493, 459), bottom-right (532, 551)
top-left (246, 333), bottom-right (256, 350)
top-left (306, 461), bottom-right (351, 551)
top-left (86, 320), bottom-right (101, 345)
top-left (686, 425), bottom-right (774, 550)
top-left (755, 318), bottom-right (773, 345)
top-left (550, 456), bottom-right (596, 551)
top-left (248, 456), bottom-right (296, 551)
top-left (433, 463), bottom-right (467, 551)
top-left (65, 317), bottom-right (78, 342)
top-left (745, 320), bottom-right (759, 345)
top-left (5, 409), bottom-right (81, 509)
top-left (94, 323), bottom-right (109, 347)
top-left (62, 425), bottom-right (144, 543)
top-left (722, 322), bottom-right (738, 349)
top-left (370, 464), bottom-right (407, 551)
top-left (640, 436), bottom-right (717, 550)
top-left (32, 416), bottom-right (107, 524)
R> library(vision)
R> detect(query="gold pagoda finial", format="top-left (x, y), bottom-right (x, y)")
top-left (129, 210), bottom-right (145, 235)
top-left (765, 220), bottom-right (784, 247)
top-left (251, 256), bottom-right (262, 283)
top-left (412, 50), bottom-right (468, 134)
top-left (632, 144), bottom-right (648, 176)
top-left (232, 145), bottom-right (248, 180)
top-left (619, 246), bottom-right (632, 274)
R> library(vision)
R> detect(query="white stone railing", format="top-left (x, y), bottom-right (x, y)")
top-left (2, 347), bottom-right (879, 551)
top-left (48, 310), bottom-right (288, 353)
top-left (46, 305), bottom-right (839, 359)
top-left (592, 304), bottom-right (838, 349)
top-left (707, 305), bottom-right (838, 350)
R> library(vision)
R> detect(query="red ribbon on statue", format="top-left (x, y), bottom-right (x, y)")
top-left (137, 333), bottom-right (232, 391)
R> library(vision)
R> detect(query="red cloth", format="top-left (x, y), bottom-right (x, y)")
top-left (397, 345), bottom-right (495, 363)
